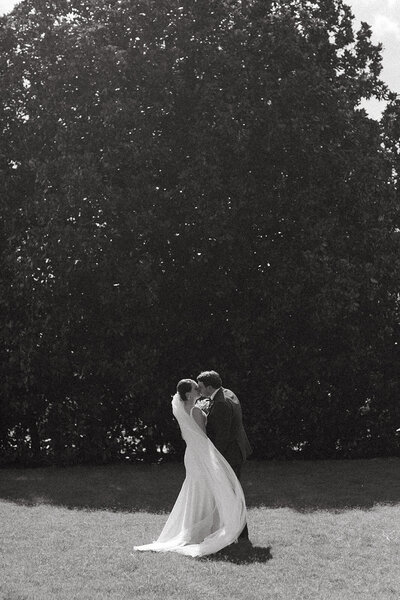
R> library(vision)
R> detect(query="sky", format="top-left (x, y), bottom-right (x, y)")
top-left (348, 0), bottom-right (400, 118)
top-left (0, 0), bottom-right (399, 119)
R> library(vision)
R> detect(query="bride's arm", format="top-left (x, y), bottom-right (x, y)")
top-left (191, 406), bottom-right (206, 433)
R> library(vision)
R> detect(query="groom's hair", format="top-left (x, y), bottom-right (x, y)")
top-left (177, 379), bottom-right (194, 401)
top-left (197, 370), bottom-right (222, 389)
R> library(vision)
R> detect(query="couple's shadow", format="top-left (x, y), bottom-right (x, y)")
top-left (201, 541), bottom-right (272, 564)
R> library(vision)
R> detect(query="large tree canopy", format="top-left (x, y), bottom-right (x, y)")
top-left (1, 0), bottom-right (399, 464)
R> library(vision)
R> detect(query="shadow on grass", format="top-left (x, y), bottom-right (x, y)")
top-left (1, 458), bottom-right (400, 514)
top-left (201, 542), bottom-right (273, 565)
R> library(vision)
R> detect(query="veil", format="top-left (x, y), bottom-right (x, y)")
top-left (133, 394), bottom-right (247, 557)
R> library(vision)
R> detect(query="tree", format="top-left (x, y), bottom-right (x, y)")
top-left (1, 0), bottom-right (399, 464)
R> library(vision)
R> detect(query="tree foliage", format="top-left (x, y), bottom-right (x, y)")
top-left (1, 0), bottom-right (399, 464)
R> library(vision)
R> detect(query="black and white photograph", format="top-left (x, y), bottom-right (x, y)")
top-left (0, 0), bottom-right (399, 598)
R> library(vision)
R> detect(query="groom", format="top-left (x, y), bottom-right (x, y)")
top-left (197, 370), bottom-right (252, 541)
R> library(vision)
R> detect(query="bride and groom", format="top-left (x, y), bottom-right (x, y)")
top-left (134, 370), bottom-right (252, 557)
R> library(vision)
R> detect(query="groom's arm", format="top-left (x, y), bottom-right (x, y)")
top-left (208, 400), bottom-right (232, 455)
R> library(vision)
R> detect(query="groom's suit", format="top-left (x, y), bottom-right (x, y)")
top-left (206, 387), bottom-right (252, 479)
top-left (206, 387), bottom-right (252, 540)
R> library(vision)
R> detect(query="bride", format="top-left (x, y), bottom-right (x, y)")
top-left (133, 378), bottom-right (247, 557)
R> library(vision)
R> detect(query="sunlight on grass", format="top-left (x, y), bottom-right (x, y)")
top-left (1, 459), bottom-right (400, 599)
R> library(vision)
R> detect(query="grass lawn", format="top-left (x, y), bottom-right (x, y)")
top-left (1, 458), bottom-right (400, 600)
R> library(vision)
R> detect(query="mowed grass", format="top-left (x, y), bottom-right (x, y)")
top-left (1, 458), bottom-right (400, 600)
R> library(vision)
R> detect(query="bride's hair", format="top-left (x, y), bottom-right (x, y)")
top-left (177, 379), bottom-right (194, 401)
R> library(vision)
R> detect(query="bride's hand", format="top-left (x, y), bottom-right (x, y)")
top-left (196, 398), bottom-right (210, 411)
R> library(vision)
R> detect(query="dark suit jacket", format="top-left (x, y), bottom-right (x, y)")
top-left (206, 388), bottom-right (252, 468)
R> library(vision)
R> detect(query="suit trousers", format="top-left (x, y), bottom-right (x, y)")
top-left (231, 462), bottom-right (249, 540)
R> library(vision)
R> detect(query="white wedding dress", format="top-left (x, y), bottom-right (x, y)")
top-left (133, 394), bottom-right (247, 557)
